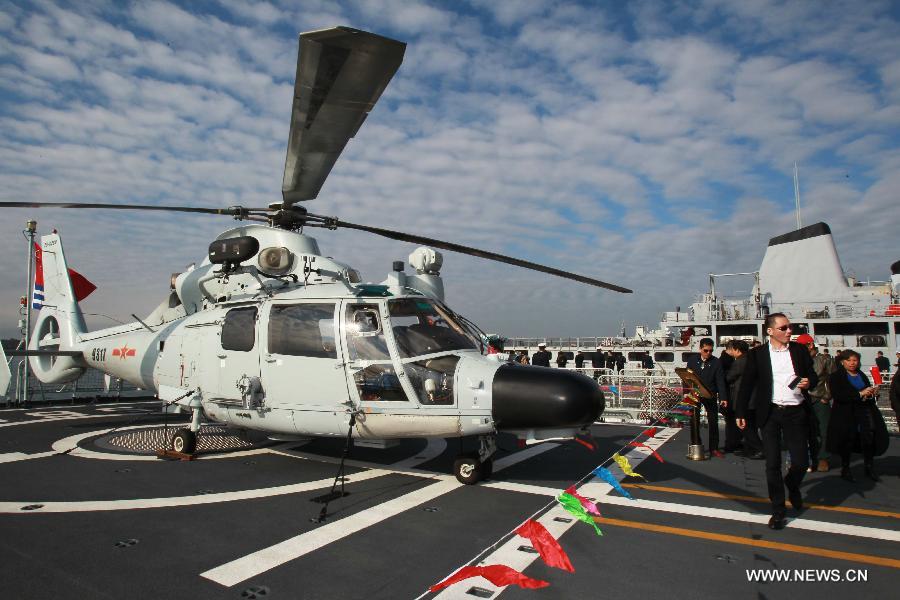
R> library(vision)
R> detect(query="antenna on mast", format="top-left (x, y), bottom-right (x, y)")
top-left (793, 162), bottom-right (802, 230)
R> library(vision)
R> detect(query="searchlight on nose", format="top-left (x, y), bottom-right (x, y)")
top-left (490, 365), bottom-right (604, 429)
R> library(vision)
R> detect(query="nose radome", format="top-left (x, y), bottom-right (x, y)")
top-left (491, 365), bottom-right (604, 429)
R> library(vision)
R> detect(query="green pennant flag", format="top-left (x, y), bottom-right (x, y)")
top-left (557, 492), bottom-right (603, 536)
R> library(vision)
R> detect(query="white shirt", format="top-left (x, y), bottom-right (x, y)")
top-left (768, 343), bottom-right (804, 406)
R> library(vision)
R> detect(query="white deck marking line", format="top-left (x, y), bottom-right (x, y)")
top-left (200, 441), bottom-right (564, 587)
top-left (428, 428), bottom-right (679, 599)
top-left (201, 478), bottom-right (461, 587)
top-left (0, 469), bottom-right (392, 514)
top-left (0, 451), bottom-right (56, 464)
top-left (0, 412), bottom-right (143, 428)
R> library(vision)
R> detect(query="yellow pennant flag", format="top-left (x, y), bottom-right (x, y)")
top-left (612, 452), bottom-right (646, 480)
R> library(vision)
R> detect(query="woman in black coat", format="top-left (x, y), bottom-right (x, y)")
top-left (826, 350), bottom-right (889, 482)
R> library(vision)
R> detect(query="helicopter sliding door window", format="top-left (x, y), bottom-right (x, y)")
top-left (345, 304), bottom-right (406, 402)
top-left (221, 306), bottom-right (257, 351)
top-left (269, 304), bottom-right (337, 359)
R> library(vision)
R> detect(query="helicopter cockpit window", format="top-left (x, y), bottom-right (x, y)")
top-left (345, 305), bottom-right (390, 361)
top-left (221, 306), bottom-right (257, 352)
top-left (388, 299), bottom-right (479, 359)
top-left (269, 303), bottom-right (337, 359)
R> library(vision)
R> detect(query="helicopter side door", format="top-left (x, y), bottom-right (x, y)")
top-left (259, 301), bottom-right (350, 436)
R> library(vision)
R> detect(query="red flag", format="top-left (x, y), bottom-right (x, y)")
top-left (629, 441), bottom-right (664, 462)
top-left (33, 242), bottom-right (96, 303)
top-left (574, 436), bottom-right (596, 451)
top-left (515, 519), bottom-right (575, 573)
top-left (870, 367), bottom-right (883, 386)
top-left (429, 565), bottom-right (549, 592)
top-left (641, 426), bottom-right (659, 438)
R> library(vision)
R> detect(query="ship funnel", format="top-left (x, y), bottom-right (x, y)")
top-left (758, 223), bottom-right (852, 307)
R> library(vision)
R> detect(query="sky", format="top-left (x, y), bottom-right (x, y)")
top-left (1, 0), bottom-right (899, 342)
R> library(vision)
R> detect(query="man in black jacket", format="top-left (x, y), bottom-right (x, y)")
top-left (686, 338), bottom-right (728, 458)
top-left (531, 343), bottom-right (552, 367)
top-left (736, 313), bottom-right (818, 530)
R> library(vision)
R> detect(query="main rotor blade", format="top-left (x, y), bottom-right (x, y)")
top-left (0, 201), bottom-right (267, 216)
top-left (282, 27), bottom-right (405, 206)
top-left (332, 219), bottom-right (633, 293)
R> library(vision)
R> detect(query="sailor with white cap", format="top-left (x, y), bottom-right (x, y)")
top-left (532, 342), bottom-right (552, 367)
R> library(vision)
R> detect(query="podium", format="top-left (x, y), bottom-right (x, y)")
top-left (675, 367), bottom-right (714, 461)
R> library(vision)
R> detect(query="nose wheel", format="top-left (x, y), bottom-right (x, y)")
top-left (171, 428), bottom-right (197, 454)
top-left (453, 435), bottom-right (496, 485)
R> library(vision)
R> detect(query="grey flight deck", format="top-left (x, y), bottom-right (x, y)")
top-left (1, 400), bottom-right (898, 599)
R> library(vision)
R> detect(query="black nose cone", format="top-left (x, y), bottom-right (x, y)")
top-left (491, 365), bottom-right (605, 429)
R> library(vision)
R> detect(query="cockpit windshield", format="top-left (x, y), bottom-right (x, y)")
top-left (388, 298), bottom-right (480, 358)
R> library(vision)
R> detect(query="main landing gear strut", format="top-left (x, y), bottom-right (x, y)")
top-left (453, 435), bottom-right (496, 485)
top-left (171, 405), bottom-right (203, 454)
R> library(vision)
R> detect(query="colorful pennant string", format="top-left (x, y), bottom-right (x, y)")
top-left (515, 520), bottom-right (575, 573)
top-left (557, 492), bottom-right (603, 536)
top-left (564, 485), bottom-right (601, 516)
top-left (592, 466), bottom-right (633, 499)
top-left (612, 452), bottom-right (646, 480)
top-left (640, 426), bottom-right (659, 438)
top-left (628, 441), bottom-right (664, 463)
top-left (429, 565), bottom-right (549, 592)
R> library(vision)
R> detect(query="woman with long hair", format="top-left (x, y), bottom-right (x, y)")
top-left (826, 350), bottom-right (889, 482)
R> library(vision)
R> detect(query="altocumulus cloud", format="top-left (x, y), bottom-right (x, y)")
top-left (0, 0), bottom-right (898, 340)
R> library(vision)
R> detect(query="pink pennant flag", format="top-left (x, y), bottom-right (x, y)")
top-left (565, 485), bottom-right (601, 516)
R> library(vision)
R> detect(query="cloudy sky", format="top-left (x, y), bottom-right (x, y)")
top-left (1, 0), bottom-right (898, 342)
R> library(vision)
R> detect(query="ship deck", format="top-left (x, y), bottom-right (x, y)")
top-left (1, 400), bottom-right (898, 599)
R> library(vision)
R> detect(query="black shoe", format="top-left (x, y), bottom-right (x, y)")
top-left (864, 465), bottom-right (880, 482)
top-left (768, 514), bottom-right (787, 530)
top-left (788, 489), bottom-right (803, 511)
top-left (840, 467), bottom-right (855, 482)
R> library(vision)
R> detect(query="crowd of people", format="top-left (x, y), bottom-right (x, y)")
top-left (721, 313), bottom-right (895, 530)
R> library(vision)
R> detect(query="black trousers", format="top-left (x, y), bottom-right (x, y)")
top-left (723, 404), bottom-right (742, 450)
top-left (700, 397), bottom-right (720, 451)
top-left (761, 405), bottom-right (809, 515)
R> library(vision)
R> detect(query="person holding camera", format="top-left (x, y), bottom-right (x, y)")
top-left (827, 349), bottom-right (889, 483)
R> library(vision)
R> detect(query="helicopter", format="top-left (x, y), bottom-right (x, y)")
top-left (2, 26), bottom-right (631, 485)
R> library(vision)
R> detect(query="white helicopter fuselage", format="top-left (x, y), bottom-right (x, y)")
top-left (33, 225), bottom-right (501, 440)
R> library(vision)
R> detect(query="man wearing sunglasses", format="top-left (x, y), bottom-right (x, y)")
top-left (686, 338), bottom-right (729, 458)
top-left (736, 313), bottom-right (818, 530)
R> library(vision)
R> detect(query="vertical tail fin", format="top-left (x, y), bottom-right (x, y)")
top-left (28, 233), bottom-right (89, 383)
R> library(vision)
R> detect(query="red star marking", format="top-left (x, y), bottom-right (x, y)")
top-left (111, 344), bottom-right (136, 359)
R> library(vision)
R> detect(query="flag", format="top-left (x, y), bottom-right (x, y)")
top-left (515, 519), bottom-right (574, 573)
top-left (557, 492), bottom-right (603, 536)
top-left (592, 466), bottom-right (633, 499)
top-left (429, 565), bottom-right (549, 592)
top-left (641, 426), bottom-right (659, 438)
top-left (612, 452), bottom-right (646, 480)
top-left (629, 441), bottom-right (664, 463)
top-left (565, 485), bottom-right (601, 516)
top-left (870, 367), bottom-right (883, 386)
top-left (32, 242), bottom-right (96, 310)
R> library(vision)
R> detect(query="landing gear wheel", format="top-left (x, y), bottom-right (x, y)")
top-left (453, 456), bottom-right (485, 485)
top-left (172, 428), bottom-right (197, 454)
